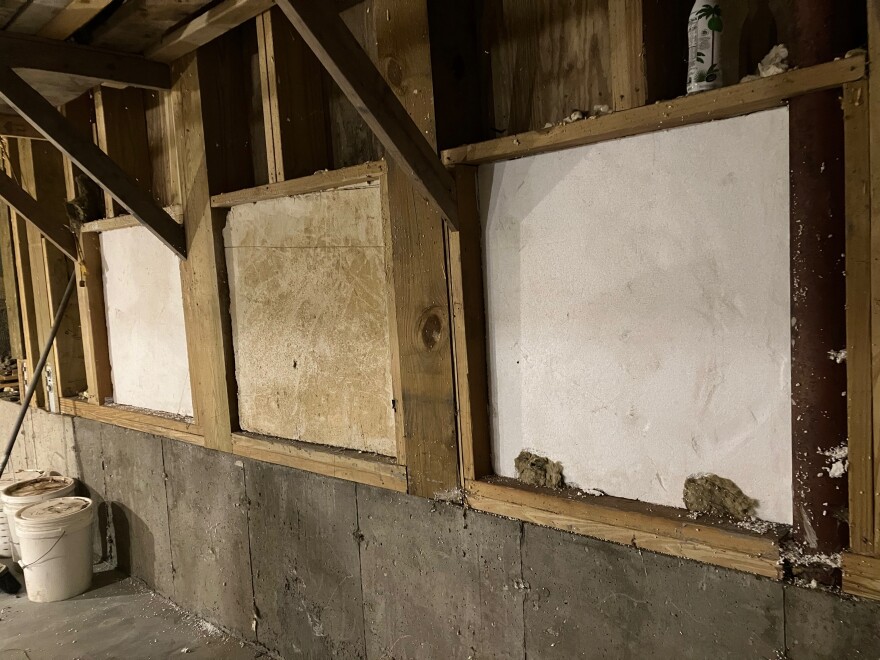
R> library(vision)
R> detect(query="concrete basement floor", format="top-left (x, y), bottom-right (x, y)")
top-left (0, 563), bottom-right (263, 659)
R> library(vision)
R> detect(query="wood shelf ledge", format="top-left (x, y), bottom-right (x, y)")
top-left (231, 432), bottom-right (407, 492)
top-left (442, 56), bottom-right (865, 166)
top-left (210, 160), bottom-right (386, 208)
top-left (81, 205), bottom-right (183, 233)
top-left (60, 397), bottom-right (203, 446)
top-left (466, 477), bottom-right (784, 579)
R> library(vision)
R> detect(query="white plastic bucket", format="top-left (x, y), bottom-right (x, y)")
top-left (1, 476), bottom-right (75, 561)
top-left (0, 470), bottom-right (47, 558)
top-left (16, 496), bottom-right (94, 603)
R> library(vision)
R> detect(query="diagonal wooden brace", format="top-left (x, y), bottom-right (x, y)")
top-left (274, 0), bottom-right (459, 229)
top-left (0, 169), bottom-right (77, 261)
top-left (0, 66), bottom-right (186, 258)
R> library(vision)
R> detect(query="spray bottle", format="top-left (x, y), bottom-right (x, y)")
top-left (686, 2), bottom-right (724, 94)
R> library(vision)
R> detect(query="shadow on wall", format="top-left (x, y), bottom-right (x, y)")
top-left (111, 502), bottom-right (157, 587)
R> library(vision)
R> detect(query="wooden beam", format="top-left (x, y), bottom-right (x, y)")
top-left (147, 0), bottom-right (275, 63)
top-left (844, 80), bottom-right (874, 555)
top-left (442, 56), bottom-right (866, 166)
top-left (37, 0), bottom-right (114, 40)
top-left (173, 52), bottom-right (236, 452)
top-left (81, 205), bottom-right (182, 233)
top-left (0, 32), bottom-right (171, 90)
top-left (0, 113), bottom-right (44, 140)
top-left (868, 0), bottom-right (880, 554)
top-left (60, 397), bottom-right (203, 446)
top-left (210, 161), bottom-right (384, 208)
top-left (0, 169), bottom-right (76, 260)
top-left (0, 66), bottom-right (186, 258)
top-left (274, 0), bottom-right (459, 228)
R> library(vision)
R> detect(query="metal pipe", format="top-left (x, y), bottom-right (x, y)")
top-left (0, 270), bottom-right (76, 479)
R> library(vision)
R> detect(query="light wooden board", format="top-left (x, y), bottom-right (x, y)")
top-left (224, 184), bottom-right (397, 456)
top-left (60, 397), bottom-right (203, 446)
top-left (443, 56), bottom-right (866, 166)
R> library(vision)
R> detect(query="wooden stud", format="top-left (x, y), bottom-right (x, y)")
top-left (274, 0), bottom-right (459, 228)
top-left (0, 32), bottom-right (171, 90)
top-left (0, 200), bottom-right (24, 360)
top-left (447, 166), bottom-right (491, 481)
top-left (373, 0), bottom-right (460, 496)
top-left (609, 0), bottom-right (647, 111)
top-left (173, 53), bottom-right (237, 452)
top-left (869, 0), bottom-right (880, 553)
top-left (442, 56), bottom-right (866, 166)
top-left (844, 80), bottom-right (874, 555)
top-left (0, 66), bottom-right (187, 258)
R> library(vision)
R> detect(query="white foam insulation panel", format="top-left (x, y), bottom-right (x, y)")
top-left (480, 108), bottom-right (793, 523)
top-left (101, 225), bottom-right (194, 417)
top-left (224, 184), bottom-right (397, 456)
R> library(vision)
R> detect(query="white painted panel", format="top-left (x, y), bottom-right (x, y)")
top-left (101, 226), bottom-right (193, 417)
top-left (481, 108), bottom-right (792, 523)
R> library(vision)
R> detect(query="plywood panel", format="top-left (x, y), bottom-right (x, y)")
top-left (481, 108), bottom-right (792, 523)
top-left (224, 184), bottom-right (396, 456)
top-left (100, 226), bottom-right (193, 417)
top-left (482, 0), bottom-right (612, 135)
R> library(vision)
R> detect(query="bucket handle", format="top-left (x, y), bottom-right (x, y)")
top-left (18, 530), bottom-right (66, 570)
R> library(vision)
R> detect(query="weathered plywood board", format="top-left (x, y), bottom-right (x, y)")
top-left (481, 108), bottom-right (793, 523)
top-left (100, 226), bottom-right (193, 417)
top-left (224, 184), bottom-right (396, 456)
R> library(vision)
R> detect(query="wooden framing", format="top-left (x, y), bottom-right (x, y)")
top-left (274, 0), bottom-right (459, 228)
top-left (442, 56), bottom-right (865, 166)
top-left (0, 169), bottom-right (76, 260)
top-left (0, 66), bottom-right (186, 258)
top-left (4, 0), bottom-right (876, 589)
top-left (0, 32), bottom-right (171, 90)
top-left (36, 0), bottom-right (114, 40)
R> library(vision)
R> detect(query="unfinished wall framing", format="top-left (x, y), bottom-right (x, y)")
top-left (0, 0), bottom-right (876, 600)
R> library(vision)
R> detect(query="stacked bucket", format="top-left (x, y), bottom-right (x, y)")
top-left (0, 474), bottom-right (94, 602)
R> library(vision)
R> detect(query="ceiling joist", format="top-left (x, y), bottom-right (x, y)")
top-left (0, 32), bottom-right (171, 89)
top-left (0, 168), bottom-right (76, 261)
top-left (0, 66), bottom-right (186, 258)
top-left (274, 0), bottom-right (460, 229)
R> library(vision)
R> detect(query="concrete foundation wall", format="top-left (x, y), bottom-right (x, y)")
top-left (4, 401), bottom-right (880, 658)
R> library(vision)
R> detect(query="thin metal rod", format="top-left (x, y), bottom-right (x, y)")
top-left (0, 270), bottom-right (76, 479)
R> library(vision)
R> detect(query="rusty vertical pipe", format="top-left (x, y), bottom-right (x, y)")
top-left (787, 1), bottom-right (849, 567)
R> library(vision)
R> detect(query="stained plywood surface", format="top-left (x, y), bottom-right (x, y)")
top-left (481, 108), bottom-right (792, 523)
top-left (224, 184), bottom-right (396, 456)
top-left (101, 226), bottom-right (193, 417)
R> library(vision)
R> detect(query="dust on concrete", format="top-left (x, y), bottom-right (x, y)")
top-left (682, 473), bottom-right (758, 521)
top-left (515, 451), bottom-right (565, 489)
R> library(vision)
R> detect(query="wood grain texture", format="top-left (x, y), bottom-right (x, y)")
top-left (173, 52), bottom-right (237, 452)
top-left (0, 32), bottom-right (171, 89)
top-left (93, 87), bottom-right (153, 218)
top-left (869, 0), bottom-right (880, 554)
top-left (447, 166), bottom-right (491, 481)
top-left (81, 205), bottom-right (182, 234)
top-left (467, 478), bottom-right (782, 579)
top-left (5, 0), bottom-right (68, 34)
top-left (87, 0), bottom-right (214, 54)
top-left (146, 0), bottom-right (274, 63)
top-left (482, 0), bottom-right (612, 135)
top-left (843, 552), bottom-right (880, 600)
top-left (274, 0), bottom-right (458, 227)
top-left (232, 432), bottom-right (407, 492)
top-left (60, 397), bottom-right (203, 446)
top-left (608, 0), bottom-right (646, 110)
top-left (0, 169), bottom-right (76, 260)
top-left (844, 80), bottom-right (874, 555)
top-left (0, 201), bottom-right (23, 359)
top-left (374, 0), bottom-right (460, 496)
top-left (443, 56), bottom-right (866, 166)
top-left (211, 160), bottom-right (385, 207)
top-left (37, 0), bottom-right (113, 39)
